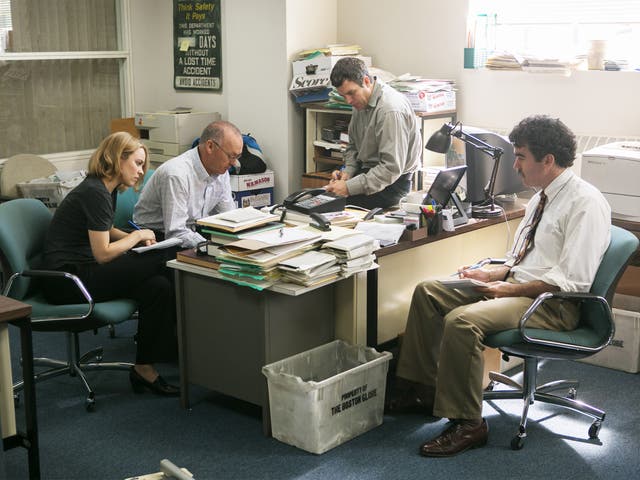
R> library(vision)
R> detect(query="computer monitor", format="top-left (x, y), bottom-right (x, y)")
top-left (447, 126), bottom-right (530, 204)
top-left (423, 165), bottom-right (468, 226)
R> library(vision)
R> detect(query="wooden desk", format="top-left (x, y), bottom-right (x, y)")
top-left (332, 200), bottom-right (527, 385)
top-left (167, 261), bottom-right (337, 434)
top-left (0, 296), bottom-right (39, 480)
top-left (371, 201), bottom-right (527, 345)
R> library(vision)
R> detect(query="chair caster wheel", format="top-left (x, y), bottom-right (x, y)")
top-left (511, 435), bottom-right (525, 450)
top-left (567, 387), bottom-right (577, 400)
top-left (85, 394), bottom-right (96, 412)
top-left (589, 420), bottom-right (601, 439)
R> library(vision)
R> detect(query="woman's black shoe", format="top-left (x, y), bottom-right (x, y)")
top-left (129, 367), bottom-right (180, 396)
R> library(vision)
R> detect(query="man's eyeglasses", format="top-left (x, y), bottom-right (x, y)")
top-left (212, 139), bottom-right (242, 162)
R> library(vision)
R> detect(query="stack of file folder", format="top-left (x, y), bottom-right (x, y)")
top-left (321, 233), bottom-right (379, 276)
top-left (277, 250), bottom-right (341, 287)
top-left (212, 226), bottom-right (323, 290)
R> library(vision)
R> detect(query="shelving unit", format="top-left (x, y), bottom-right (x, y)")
top-left (301, 103), bottom-right (457, 190)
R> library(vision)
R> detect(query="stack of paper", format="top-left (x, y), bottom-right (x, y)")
top-left (278, 250), bottom-right (340, 287)
top-left (321, 233), bottom-right (379, 275)
top-left (485, 52), bottom-right (523, 70)
top-left (197, 207), bottom-right (280, 233)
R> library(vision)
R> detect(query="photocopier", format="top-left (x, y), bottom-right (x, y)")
top-left (134, 110), bottom-right (221, 166)
top-left (581, 141), bottom-right (640, 222)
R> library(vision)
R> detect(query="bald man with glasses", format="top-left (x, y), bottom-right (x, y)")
top-left (134, 120), bottom-right (242, 248)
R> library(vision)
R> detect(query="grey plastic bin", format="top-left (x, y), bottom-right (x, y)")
top-left (262, 340), bottom-right (392, 454)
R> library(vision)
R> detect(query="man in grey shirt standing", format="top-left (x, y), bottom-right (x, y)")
top-left (324, 57), bottom-right (421, 209)
top-left (133, 120), bottom-right (242, 248)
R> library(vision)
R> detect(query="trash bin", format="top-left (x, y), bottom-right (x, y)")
top-left (262, 340), bottom-right (392, 454)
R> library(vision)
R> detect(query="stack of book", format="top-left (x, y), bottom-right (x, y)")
top-left (197, 207), bottom-right (280, 233)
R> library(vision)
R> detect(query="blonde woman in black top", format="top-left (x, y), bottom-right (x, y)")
top-left (43, 132), bottom-right (179, 396)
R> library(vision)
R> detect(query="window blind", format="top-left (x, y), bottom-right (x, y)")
top-left (471, 0), bottom-right (640, 24)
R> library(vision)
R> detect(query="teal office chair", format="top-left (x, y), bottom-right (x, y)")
top-left (0, 198), bottom-right (136, 411)
top-left (113, 169), bottom-right (154, 230)
top-left (483, 225), bottom-right (638, 450)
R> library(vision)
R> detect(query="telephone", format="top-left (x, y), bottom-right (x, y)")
top-left (283, 188), bottom-right (346, 214)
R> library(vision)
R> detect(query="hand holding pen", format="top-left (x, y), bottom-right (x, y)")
top-left (453, 258), bottom-right (492, 278)
top-left (331, 165), bottom-right (346, 182)
top-left (127, 220), bottom-right (156, 246)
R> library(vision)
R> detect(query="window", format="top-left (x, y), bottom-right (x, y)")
top-left (468, 0), bottom-right (640, 68)
top-left (0, 0), bottom-right (132, 159)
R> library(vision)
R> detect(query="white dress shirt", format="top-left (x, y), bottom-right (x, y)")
top-left (506, 169), bottom-right (611, 292)
top-left (133, 147), bottom-right (236, 248)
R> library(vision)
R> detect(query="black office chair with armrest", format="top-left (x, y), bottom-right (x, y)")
top-left (483, 225), bottom-right (639, 449)
top-left (0, 198), bottom-right (135, 411)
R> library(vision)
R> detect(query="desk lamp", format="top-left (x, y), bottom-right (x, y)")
top-left (425, 122), bottom-right (504, 218)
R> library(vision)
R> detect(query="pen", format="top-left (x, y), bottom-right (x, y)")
top-left (128, 220), bottom-right (142, 230)
top-left (331, 165), bottom-right (346, 182)
top-left (450, 258), bottom-right (492, 277)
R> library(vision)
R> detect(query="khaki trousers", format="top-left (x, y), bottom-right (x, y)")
top-left (395, 279), bottom-right (578, 420)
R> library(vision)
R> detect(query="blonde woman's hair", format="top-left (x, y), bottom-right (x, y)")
top-left (88, 132), bottom-right (148, 191)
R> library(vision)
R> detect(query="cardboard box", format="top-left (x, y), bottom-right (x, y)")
top-left (262, 340), bottom-right (392, 454)
top-left (229, 170), bottom-right (274, 192)
top-left (579, 308), bottom-right (640, 373)
top-left (402, 90), bottom-right (456, 113)
top-left (290, 55), bottom-right (371, 93)
top-left (232, 188), bottom-right (273, 209)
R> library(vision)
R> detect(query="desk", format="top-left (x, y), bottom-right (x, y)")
top-left (168, 261), bottom-right (337, 434)
top-left (332, 200), bottom-right (527, 385)
top-left (373, 201), bottom-right (527, 345)
top-left (0, 295), bottom-right (39, 480)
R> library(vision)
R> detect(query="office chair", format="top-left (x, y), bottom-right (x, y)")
top-left (113, 169), bottom-right (154, 230)
top-left (0, 198), bottom-right (136, 411)
top-left (482, 225), bottom-right (638, 449)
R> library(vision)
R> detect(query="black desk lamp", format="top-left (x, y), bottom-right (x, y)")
top-left (425, 122), bottom-right (504, 218)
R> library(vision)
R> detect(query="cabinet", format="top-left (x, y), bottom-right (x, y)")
top-left (301, 103), bottom-right (456, 190)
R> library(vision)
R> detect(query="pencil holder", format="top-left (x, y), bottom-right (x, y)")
top-left (464, 48), bottom-right (475, 68)
top-left (427, 212), bottom-right (443, 236)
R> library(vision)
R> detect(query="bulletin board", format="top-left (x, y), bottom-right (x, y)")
top-left (173, 0), bottom-right (222, 91)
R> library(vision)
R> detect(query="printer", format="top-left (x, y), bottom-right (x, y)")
top-left (581, 141), bottom-right (640, 222)
top-left (134, 110), bottom-right (221, 165)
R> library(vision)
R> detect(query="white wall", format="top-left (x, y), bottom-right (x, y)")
top-left (128, 0), bottom-right (639, 203)
top-left (130, 0), bottom-right (226, 116)
top-left (130, 0), bottom-right (338, 202)
top-left (337, 0), bottom-right (640, 137)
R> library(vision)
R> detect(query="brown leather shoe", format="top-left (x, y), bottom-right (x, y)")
top-left (385, 380), bottom-right (435, 415)
top-left (419, 419), bottom-right (488, 457)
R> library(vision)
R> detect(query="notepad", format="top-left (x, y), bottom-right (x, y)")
top-left (132, 237), bottom-right (182, 253)
top-left (438, 278), bottom-right (489, 289)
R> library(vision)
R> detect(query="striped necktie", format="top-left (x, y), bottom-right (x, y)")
top-left (513, 190), bottom-right (547, 266)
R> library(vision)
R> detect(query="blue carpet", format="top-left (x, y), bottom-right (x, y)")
top-left (3, 320), bottom-right (640, 480)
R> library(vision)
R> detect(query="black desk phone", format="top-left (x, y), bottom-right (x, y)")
top-left (283, 188), bottom-right (346, 214)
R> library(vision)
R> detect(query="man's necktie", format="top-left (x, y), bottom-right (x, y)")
top-left (513, 190), bottom-right (547, 266)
